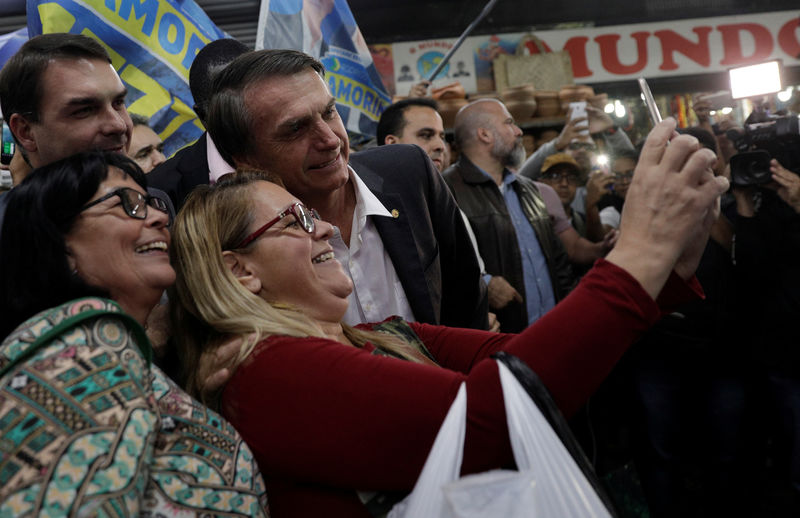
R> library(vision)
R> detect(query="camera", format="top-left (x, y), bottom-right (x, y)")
top-left (728, 115), bottom-right (800, 187)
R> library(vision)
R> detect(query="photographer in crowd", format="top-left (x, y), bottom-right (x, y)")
top-left (630, 125), bottom-right (746, 517)
top-left (731, 144), bottom-right (800, 512)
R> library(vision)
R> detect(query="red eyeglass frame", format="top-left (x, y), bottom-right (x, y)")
top-left (235, 202), bottom-right (319, 249)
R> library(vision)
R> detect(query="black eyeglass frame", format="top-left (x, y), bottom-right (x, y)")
top-left (541, 171), bottom-right (581, 185)
top-left (613, 170), bottom-right (635, 181)
top-left (80, 187), bottom-right (169, 220)
top-left (235, 202), bottom-right (320, 249)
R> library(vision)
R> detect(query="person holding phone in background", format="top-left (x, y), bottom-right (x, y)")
top-left (518, 101), bottom-right (637, 229)
top-left (0, 120), bottom-right (16, 190)
top-left (597, 149), bottom-right (639, 232)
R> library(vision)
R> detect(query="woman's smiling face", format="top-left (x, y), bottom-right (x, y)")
top-left (66, 166), bottom-right (174, 314)
top-left (234, 181), bottom-right (353, 323)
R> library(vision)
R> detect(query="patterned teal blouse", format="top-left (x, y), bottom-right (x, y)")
top-left (0, 298), bottom-right (269, 517)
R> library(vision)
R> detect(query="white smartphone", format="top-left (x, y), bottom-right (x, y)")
top-left (638, 77), bottom-right (662, 126)
top-left (569, 101), bottom-right (589, 136)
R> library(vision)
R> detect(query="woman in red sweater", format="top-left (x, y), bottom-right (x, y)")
top-left (170, 119), bottom-right (727, 517)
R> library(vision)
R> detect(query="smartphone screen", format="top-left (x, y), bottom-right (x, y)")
top-left (637, 77), bottom-right (662, 126)
top-left (1, 121), bottom-right (15, 166)
top-left (568, 101), bottom-right (589, 136)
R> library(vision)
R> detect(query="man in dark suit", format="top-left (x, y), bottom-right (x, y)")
top-left (148, 39), bottom-right (249, 209)
top-left (206, 49), bottom-right (488, 330)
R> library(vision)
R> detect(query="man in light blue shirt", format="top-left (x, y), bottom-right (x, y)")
top-left (443, 99), bottom-right (575, 332)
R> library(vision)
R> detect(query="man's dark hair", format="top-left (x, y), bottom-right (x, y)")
top-left (376, 98), bottom-right (440, 146)
top-left (130, 113), bottom-right (150, 127)
top-left (207, 49), bottom-right (325, 165)
top-left (0, 33), bottom-right (110, 127)
top-left (0, 151), bottom-right (146, 338)
top-left (189, 38), bottom-right (250, 123)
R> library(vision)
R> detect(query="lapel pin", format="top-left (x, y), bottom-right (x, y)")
top-left (391, 209), bottom-right (400, 218)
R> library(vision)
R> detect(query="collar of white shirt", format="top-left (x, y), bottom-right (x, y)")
top-left (206, 133), bottom-right (235, 184)
top-left (335, 165), bottom-right (415, 325)
top-left (348, 164), bottom-right (393, 232)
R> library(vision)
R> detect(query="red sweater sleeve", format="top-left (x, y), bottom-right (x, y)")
top-left (221, 259), bottom-right (698, 499)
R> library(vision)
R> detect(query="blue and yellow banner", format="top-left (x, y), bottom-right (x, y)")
top-left (0, 28), bottom-right (29, 74)
top-left (27, 0), bottom-right (227, 155)
top-left (256, 0), bottom-right (390, 138)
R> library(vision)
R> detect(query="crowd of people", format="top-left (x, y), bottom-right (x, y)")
top-left (0, 30), bottom-right (796, 518)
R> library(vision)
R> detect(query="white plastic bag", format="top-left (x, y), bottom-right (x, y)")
top-left (388, 383), bottom-right (467, 518)
top-left (389, 361), bottom-right (614, 518)
top-left (443, 469), bottom-right (540, 517)
top-left (497, 361), bottom-right (612, 517)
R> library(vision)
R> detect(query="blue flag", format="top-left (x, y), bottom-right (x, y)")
top-left (256, 0), bottom-right (390, 138)
top-left (0, 28), bottom-right (29, 75)
top-left (27, 0), bottom-right (227, 155)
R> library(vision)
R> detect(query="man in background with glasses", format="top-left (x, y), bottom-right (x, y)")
top-left (539, 153), bottom-right (613, 243)
top-left (518, 106), bottom-right (635, 222)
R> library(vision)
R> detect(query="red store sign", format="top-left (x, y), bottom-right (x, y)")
top-left (532, 10), bottom-right (800, 82)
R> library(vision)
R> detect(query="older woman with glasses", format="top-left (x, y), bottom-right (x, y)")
top-left (169, 119), bottom-right (729, 518)
top-left (0, 151), bottom-right (267, 516)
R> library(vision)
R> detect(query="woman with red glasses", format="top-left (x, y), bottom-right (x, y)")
top-left (171, 120), bottom-right (729, 517)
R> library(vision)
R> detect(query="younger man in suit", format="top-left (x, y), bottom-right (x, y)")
top-left (0, 33), bottom-right (174, 231)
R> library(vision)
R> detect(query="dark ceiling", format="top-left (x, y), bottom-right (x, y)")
top-left (2, 0), bottom-right (798, 95)
top-left (193, 0), bottom-right (800, 45)
top-left (341, 0), bottom-right (800, 95)
top-left (345, 0), bottom-right (797, 43)
top-left (3, 0), bottom-right (798, 47)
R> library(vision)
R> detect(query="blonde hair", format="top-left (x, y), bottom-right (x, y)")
top-left (170, 171), bottom-right (432, 403)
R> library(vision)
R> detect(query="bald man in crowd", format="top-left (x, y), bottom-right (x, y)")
top-left (443, 99), bottom-right (577, 332)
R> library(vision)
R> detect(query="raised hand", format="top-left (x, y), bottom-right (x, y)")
top-left (770, 159), bottom-right (800, 213)
top-left (605, 118), bottom-right (728, 297)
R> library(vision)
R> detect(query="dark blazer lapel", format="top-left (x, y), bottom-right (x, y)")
top-left (149, 133), bottom-right (213, 209)
top-left (176, 136), bottom-right (212, 194)
top-left (366, 186), bottom-right (437, 326)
